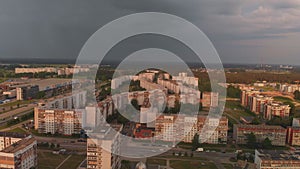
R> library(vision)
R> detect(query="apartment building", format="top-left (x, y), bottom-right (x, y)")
top-left (197, 116), bottom-right (228, 144)
top-left (34, 108), bottom-right (83, 135)
top-left (241, 90), bottom-right (260, 107)
top-left (0, 133), bottom-right (27, 151)
top-left (15, 67), bottom-right (57, 74)
top-left (0, 134), bottom-right (37, 169)
top-left (87, 125), bottom-right (122, 169)
top-left (155, 115), bottom-right (181, 142)
top-left (233, 124), bottom-right (286, 146)
top-left (172, 72), bottom-right (199, 87)
top-left (155, 115), bottom-right (228, 144)
top-left (255, 149), bottom-right (300, 169)
top-left (287, 126), bottom-right (300, 146)
top-left (279, 84), bottom-right (300, 93)
top-left (42, 91), bottom-right (87, 109)
top-left (250, 95), bottom-right (273, 115)
top-left (263, 103), bottom-right (291, 120)
top-left (202, 92), bottom-right (219, 108)
top-left (16, 85), bottom-right (39, 100)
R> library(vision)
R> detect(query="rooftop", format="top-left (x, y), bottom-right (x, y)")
top-left (1, 136), bottom-right (36, 153)
top-left (235, 124), bottom-right (285, 130)
top-left (256, 149), bottom-right (300, 161)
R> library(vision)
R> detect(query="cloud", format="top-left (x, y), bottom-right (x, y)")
top-left (0, 0), bottom-right (299, 64)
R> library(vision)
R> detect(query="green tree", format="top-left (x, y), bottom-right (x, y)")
top-left (262, 138), bottom-right (272, 149)
top-left (246, 132), bottom-right (257, 149)
top-left (192, 133), bottom-right (200, 151)
top-left (294, 90), bottom-right (300, 100)
top-left (121, 160), bottom-right (131, 169)
top-left (131, 99), bottom-right (140, 111)
top-left (227, 85), bottom-right (241, 98)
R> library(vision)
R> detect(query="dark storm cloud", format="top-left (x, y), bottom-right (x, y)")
top-left (0, 0), bottom-right (299, 64)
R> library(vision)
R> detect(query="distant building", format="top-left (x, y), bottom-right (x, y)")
top-left (287, 126), bottom-right (300, 146)
top-left (172, 72), bottom-right (199, 87)
top-left (34, 108), bottom-right (83, 135)
top-left (87, 125), bottom-right (122, 169)
top-left (241, 90), bottom-right (260, 107)
top-left (250, 95), bottom-right (273, 115)
top-left (197, 116), bottom-right (228, 144)
top-left (279, 84), bottom-right (300, 93)
top-left (263, 103), bottom-right (291, 120)
top-left (41, 91), bottom-right (87, 109)
top-left (0, 133), bottom-right (37, 169)
top-left (233, 124), bottom-right (286, 146)
top-left (154, 115), bottom-right (228, 144)
top-left (202, 92), bottom-right (219, 108)
top-left (15, 67), bottom-right (57, 74)
top-left (292, 118), bottom-right (300, 127)
top-left (255, 149), bottom-right (300, 169)
top-left (16, 85), bottom-right (39, 100)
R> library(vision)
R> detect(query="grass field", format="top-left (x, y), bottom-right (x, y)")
top-left (273, 96), bottom-right (293, 102)
top-left (38, 151), bottom-right (68, 169)
top-left (170, 160), bottom-right (217, 169)
top-left (37, 151), bottom-right (85, 169)
top-left (147, 158), bottom-right (166, 166)
top-left (225, 101), bottom-right (255, 121)
top-left (6, 127), bottom-right (27, 134)
top-left (57, 155), bottom-right (86, 169)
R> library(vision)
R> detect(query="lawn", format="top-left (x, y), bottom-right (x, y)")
top-left (6, 127), bottom-right (27, 134)
top-left (37, 151), bottom-right (69, 169)
top-left (147, 158), bottom-right (166, 166)
top-left (58, 155), bottom-right (86, 169)
top-left (225, 101), bottom-right (256, 121)
top-left (273, 96), bottom-right (293, 102)
top-left (170, 160), bottom-right (217, 169)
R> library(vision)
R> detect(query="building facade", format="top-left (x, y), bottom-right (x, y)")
top-left (255, 149), bottom-right (300, 169)
top-left (0, 134), bottom-right (37, 169)
top-left (34, 108), bottom-right (83, 135)
top-left (87, 125), bottom-right (122, 169)
top-left (287, 127), bottom-right (300, 146)
top-left (233, 124), bottom-right (286, 146)
top-left (16, 85), bottom-right (39, 100)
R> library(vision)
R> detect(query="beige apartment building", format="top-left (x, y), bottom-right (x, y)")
top-left (34, 108), bottom-right (83, 135)
top-left (87, 125), bottom-right (122, 169)
top-left (0, 134), bottom-right (37, 169)
top-left (233, 124), bottom-right (286, 146)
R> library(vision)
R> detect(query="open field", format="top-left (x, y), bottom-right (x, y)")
top-left (37, 151), bottom-right (85, 169)
top-left (225, 100), bottom-right (255, 122)
top-left (57, 154), bottom-right (86, 169)
top-left (37, 151), bottom-right (68, 169)
top-left (170, 160), bottom-right (217, 169)
top-left (6, 127), bottom-right (27, 134)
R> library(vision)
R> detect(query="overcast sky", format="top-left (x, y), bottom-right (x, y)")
top-left (0, 0), bottom-right (300, 65)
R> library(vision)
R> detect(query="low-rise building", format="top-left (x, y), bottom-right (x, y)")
top-left (255, 149), bottom-right (300, 169)
top-left (233, 124), bottom-right (286, 146)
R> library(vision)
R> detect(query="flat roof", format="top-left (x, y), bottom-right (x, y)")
top-left (257, 149), bottom-right (300, 161)
top-left (235, 124), bottom-right (285, 130)
top-left (1, 137), bottom-right (36, 153)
